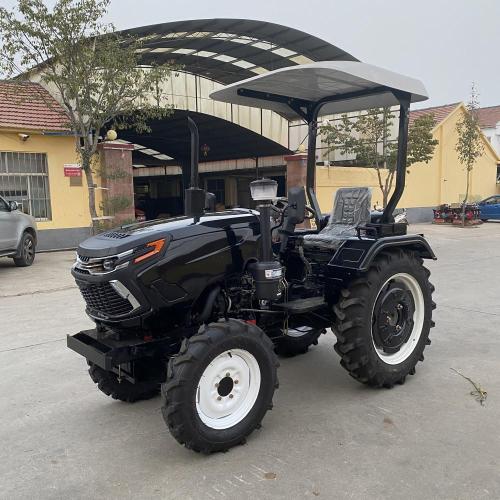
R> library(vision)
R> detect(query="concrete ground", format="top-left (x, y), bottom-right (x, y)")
top-left (1, 223), bottom-right (500, 499)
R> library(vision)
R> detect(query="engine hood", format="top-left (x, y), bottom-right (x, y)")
top-left (77, 209), bottom-right (260, 257)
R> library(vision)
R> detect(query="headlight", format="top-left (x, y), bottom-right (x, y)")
top-left (103, 258), bottom-right (117, 271)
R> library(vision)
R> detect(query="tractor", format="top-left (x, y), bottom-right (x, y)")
top-left (67, 60), bottom-right (436, 453)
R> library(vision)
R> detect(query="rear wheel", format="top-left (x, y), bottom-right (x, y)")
top-left (274, 326), bottom-right (325, 357)
top-left (13, 232), bottom-right (35, 267)
top-left (161, 319), bottom-right (279, 453)
top-left (333, 250), bottom-right (435, 388)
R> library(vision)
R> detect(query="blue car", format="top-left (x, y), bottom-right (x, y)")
top-left (479, 195), bottom-right (500, 221)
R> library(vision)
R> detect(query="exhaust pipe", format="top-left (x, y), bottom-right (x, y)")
top-left (187, 117), bottom-right (199, 188)
top-left (184, 117), bottom-right (205, 218)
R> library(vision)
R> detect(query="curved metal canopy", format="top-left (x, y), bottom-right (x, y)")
top-left (120, 18), bottom-right (357, 85)
top-left (210, 61), bottom-right (429, 120)
top-left (115, 109), bottom-right (291, 165)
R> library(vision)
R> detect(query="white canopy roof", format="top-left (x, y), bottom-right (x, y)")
top-left (210, 61), bottom-right (428, 120)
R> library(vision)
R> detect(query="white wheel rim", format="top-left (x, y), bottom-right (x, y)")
top-left (196, 349), bottom-right (261, 430)
top-left (371, 273), bottom-right (425, 365)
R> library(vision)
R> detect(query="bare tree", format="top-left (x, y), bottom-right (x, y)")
top-left (456, 83), bottom-right (484, 224)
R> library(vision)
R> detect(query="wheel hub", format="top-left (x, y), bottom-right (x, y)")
top-left (196, 349), bottom-right (261, 430)
top-left (372, 283), bottom-right (415, 353)
top-left (24, 239), bottom-right (34, 260)
top-left (217, 375), bottom-right (234, 397)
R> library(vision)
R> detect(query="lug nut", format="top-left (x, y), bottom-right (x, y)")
top-left (234, 380), bottom-right (239, 385)
top-left (215, 383), bottom-right (219, 387)
top-left (229, 394), bottom-right (234, 399)
top-left (217, 396), bottom-right (222, 401)
top-left (226, 372), bottom-right (230, 377)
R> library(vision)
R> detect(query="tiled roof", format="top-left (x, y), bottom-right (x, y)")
top-left (477, 105), bottom-right (500, 129)
top-left (0, 81), bottom-right (70, 132)
top-left (410, 102), bottom-right (500, 130)
top-left (409, 103), bottom-right (460, 127)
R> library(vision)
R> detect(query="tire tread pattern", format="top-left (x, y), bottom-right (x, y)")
top-left (162, 319), bottom-right (279, 453)
top-left (88, 363), bottom-right (159, 402)
top-left (333, 249), bottom-right (435, 388)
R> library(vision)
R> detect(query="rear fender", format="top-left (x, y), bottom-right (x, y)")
top-left (328, 234), bottom-right (436, 274)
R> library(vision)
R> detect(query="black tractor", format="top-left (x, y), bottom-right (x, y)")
top-left (68, 61), bottom-right (436, 453)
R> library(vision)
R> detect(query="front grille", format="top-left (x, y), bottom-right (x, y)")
top-left (73, 267), bottom-right (90, 275)
top-left (103, 231), bottom-right (130, 239)
top-left (76, 254), bottom-right (107, 274)
top-left (79, 282), bottom-right (134, 317)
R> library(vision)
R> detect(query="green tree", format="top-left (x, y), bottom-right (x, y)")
top-left (321, 108), bottom-right (438, 208)
top-left (0, 0), bottom-right (174, 227)
top-left (456, 84), bottom-right (484, 212)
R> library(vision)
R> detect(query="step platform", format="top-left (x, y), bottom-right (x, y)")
top-left (273, 296), bottom-right (326, 314)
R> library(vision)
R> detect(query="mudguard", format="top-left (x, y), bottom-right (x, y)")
top-left (328, 234), bottom-right (436, 274)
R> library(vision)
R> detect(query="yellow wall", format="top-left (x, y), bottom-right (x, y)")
top-left (316, 104), bottom-right (500, 212)
top-left (0, 129), bottom-right (98, 230)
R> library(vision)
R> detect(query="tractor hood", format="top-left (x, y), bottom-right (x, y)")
top-left (77, 209), bottom-right (260, 258)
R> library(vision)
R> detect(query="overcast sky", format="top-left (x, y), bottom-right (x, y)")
top-left (3, 0), bottom-right (499, 108)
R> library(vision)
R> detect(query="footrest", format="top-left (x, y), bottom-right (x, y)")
top-left (274, 296), bottom-right (326, 314)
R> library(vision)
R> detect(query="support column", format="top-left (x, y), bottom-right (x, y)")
top-left (98, 141), bottom-right (135, 225)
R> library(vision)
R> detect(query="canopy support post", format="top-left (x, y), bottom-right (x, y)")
top-left (306, 104), bottom-right (322, 228)
top-left (381, 92), bottom-right (411, 223)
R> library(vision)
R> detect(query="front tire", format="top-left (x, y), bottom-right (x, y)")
top-left (333, 250), bottom-right (435, 388)
top-left (162, 319), bottom-right (279, 453)
top-left (88, 363), bottom-right (159, 402)
top-left (274, 326), bottom-right (325, 357)
top-left (13, 232), bottom-right (35, 267)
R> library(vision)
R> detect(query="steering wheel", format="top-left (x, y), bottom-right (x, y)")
top-left (304, 205), bottom-right (316, 220)
top-left (271, 198), bottom-right (316, 222)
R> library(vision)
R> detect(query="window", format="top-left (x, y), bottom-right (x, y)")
top-left (0, 152), bottom-right (52, 220)
top-left (484, 196), bottom-right (500, 205)
top-left (206, 178), bottom-right (225, 205)
top-left (0, 196), bottom-right (9, 212)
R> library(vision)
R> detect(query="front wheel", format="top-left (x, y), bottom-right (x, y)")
top-left (13, 232), bottom-right (35, 267)
top-left (161, 319), bottom-right (279, 453)
top-left (274, 326), bottom-right (325, 357)
top-left (333, 250), bottom-right (435, 388)
top-left (88, 363), bottom-right (159, 402)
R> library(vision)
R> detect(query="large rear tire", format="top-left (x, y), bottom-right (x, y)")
top-left (333, 250), bottom-right (435, 388)
top-left (161, 319), bottom-right (279, 453)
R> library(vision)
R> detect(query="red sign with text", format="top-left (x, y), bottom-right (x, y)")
top-left (64, 165), bottom-right (82, 177)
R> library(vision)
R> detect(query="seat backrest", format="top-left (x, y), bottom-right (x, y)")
top-left (329, 187), bottom-right (372, 226)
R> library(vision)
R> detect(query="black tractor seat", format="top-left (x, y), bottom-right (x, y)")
top-left (303, 187), bottom-right (372, 250)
